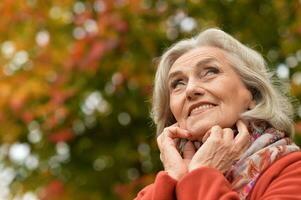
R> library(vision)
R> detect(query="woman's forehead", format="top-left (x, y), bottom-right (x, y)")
top-left (169, 46), bottom-right (228, 72)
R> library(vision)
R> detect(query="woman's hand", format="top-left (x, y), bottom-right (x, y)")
top-left (157, 124), bottom-right (193, 180)
top-left (188, 120), bottom-right (251, 173)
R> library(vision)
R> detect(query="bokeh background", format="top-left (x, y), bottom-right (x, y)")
top-left (1, 0), bottom-right (301, 199)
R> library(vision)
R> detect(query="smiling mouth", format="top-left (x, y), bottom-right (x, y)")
top-left (188, 104), bottom-right (216, 117)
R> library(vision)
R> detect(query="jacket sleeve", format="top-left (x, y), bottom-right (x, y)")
top-left (176, 167), bottom-right (239, 200)
top-left (134, 171), bottom-right (177, 200)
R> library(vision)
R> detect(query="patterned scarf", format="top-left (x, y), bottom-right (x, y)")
top-left (225, 122), bottom-right (300, 199)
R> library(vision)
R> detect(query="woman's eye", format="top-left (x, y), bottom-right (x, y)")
top-left (204, 67), bottom-right (219, 76)
top-left (171, 79), bottom-right (185, 89)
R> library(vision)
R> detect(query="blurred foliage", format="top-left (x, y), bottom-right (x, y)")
top-left (0, 0), bottom-right (301, 199)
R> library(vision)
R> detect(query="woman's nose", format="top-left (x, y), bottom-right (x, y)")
top-left (185, 81), bottom-right (205, 100)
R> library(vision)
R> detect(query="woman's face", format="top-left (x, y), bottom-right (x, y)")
top-left (168, 46), bottom-right (254, 140)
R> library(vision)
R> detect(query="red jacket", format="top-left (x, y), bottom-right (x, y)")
top-left (135, 151), bottom-right (301, 200)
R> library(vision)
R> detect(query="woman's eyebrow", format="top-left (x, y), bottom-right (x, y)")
top-left (195, 57), bottom-right (218, 68)
top-left (167, 71), bottom-right (182, 83)
top-left (168, 58), bottom-right (218, 81)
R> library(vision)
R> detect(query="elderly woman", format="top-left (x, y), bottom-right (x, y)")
top-left (135, 28), bottom-right (301, 200)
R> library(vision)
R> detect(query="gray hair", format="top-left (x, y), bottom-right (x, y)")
top-left (151, 28), bottom-right (294, 136)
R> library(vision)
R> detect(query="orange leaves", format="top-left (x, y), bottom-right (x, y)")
top-left (68, 38), bottom-right (106, 71)
top-left (109, 14), bottom-right (129, 33)
top-left (67, 40), bottom-right (86, 70)
top-left (0, 119), bottom-right (23, 143)
top-left (43, 106), bottom-right (70, 130)
top-left (69, 38), bottom-right (120, 72)
top-left (50, 88), bottom-right (75, 105)
top-left (20, 111), bottom-right (34, 123)
top-left (128, 0), bottom-right (143, 13)
top-left (39, 180), bottom-right (65, 200)
top-left (295, 121), bottom-right (301, 135)
top-left (48, 128), bottom-right (74, 143)
top-left (67, 0), bottom-right (129, 72)
top-left (0, 82), bottom-right (12, 108)
top-left (79, 41), bottom-right (106, 71)
top-left (10, 93), bottom-right (27, 112)
top-left (86, 41), bottom-right (106, 63)
top-left (8, 77), bottom-right (49, 113)
top-left (291, 82), bottom-right (301, 96)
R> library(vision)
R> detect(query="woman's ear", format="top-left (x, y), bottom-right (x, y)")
top-left (248, 100), bottom-right (256, 110)
top-left (247, 87), bottom-right (258, 110)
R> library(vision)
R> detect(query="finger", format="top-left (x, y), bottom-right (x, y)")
top-left (234, 120), bottom-right (251, 148)
top-left (240, 119), bottom-right (250, 127)
top-left (209, 125), bottom-right (222, 139)
top-left (174, 138), bottom-right (181, 151)
top-left (165, 126), bottom-right (191, 139)
top-left (223, 128), bottom-right (234, 145)
top-left (183, 141), bottom-right (196, 166)
top-left (157, 134), bottom-right (163, 149)
top-left (158, 126), bottom-right (188, 149)
top-left (170, 122), bottom-right (179, 127)
top-left (183, 141), bottom-right (196, 159)
top-left (202, 129), bottom-right (211, 143)
top-left (159, 153), bottom-right (164, 162)
top-left (173, 138), bottom-right (180, 145)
